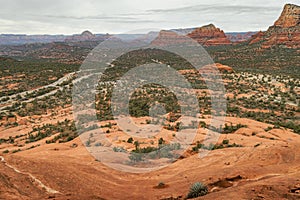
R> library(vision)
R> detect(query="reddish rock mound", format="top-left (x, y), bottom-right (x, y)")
top-left (187, 24), bottom-right (232, 46)
top-left (200, 63), bottom-right (234, 73)
top-left (215, 63), bottom-right (234, 73)
top-left (250, 4), bottom-right (300, 48)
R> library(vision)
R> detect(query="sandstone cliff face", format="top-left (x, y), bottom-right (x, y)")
top-left (250, 4), bottom-right (300, 48)
top-left (274, 4), bottom-right (300, 28)
top-left (187, 24), bottom-right (232, 46)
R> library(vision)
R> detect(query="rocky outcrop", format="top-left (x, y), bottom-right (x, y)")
top-left (274, 4), bottom-right (300, 28)
top-left (250, 4), bottom-right (300, 48)
top-left (215, 63), bottom-right (234, 73)
top-left (187, 24), bottom-right (232, 46)
top-left (249, 31), bottom-right (264, 44)
top-left (200, 63), bottom-right (234, 74)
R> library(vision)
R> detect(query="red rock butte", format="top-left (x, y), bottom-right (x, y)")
top-left (187, 24), bottom-right (232, 46)
top-left (274, 4), bottom-right (300, 28)
top-left (250, 4), bottom-right (300, 48)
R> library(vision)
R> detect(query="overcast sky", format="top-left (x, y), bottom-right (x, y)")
top-left (0, 0), bottom-right (298, 34)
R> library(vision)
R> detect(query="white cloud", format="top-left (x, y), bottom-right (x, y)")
top-left (0, 0), bottom-right (298, 34)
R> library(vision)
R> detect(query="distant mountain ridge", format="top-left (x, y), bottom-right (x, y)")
top-left (0, 3), bottom-right (299, 49)
top-left (64, 30), bottom-right (111, 43)
top-left (226, 32), bottom-right (257, 42)
top-left (0, 34), bottom-right (67, 45)
top-left (0, 31), bottom-right (110, 46)
top-left (0, 30), bottom-right (255, 46)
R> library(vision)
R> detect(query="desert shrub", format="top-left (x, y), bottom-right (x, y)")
top-left (94, 142), bottom-right (102, 147)
top-left (222, 123), bottom-right (247, 134)
top-left (128, 152), bottom-right (143, 163)
top-left (132, 146), bottom-right (157, 154)
top-left (158, 137), bottom-right (165, 145)
top-left (127, 137), bottom-right (134, 143)
top-left (199, 121), bottom-right (207, 128)
top-left (264, 126), bottom-right (273, 132)
top-left (2, 149), bottom-right (9, 154)
top-left (113, 147), bottom-right (127, 152)
top-left (254, 143), bottom-right (261, 147)
top-left (227, 143), bottom-right (242, 148)
top-left (85, 140), bottom-right (91, 147)
top-left (222, 139), bottom-right (229, 145)
top-left (156, 182), bottom-right (166, 188)
top-left (12, 149), bottom-right (21, 153)
top-left (187, 182), bottom-right (208, 199)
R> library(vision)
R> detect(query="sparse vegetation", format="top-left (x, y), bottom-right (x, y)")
top-left (2, 149), bottom-right (9, 154)
top-left (187, 182), bottom-right (208, 199)
top-left (192, 141), bottom-right (242, 152)
top-left (127, 137), bottom-right (134, 143)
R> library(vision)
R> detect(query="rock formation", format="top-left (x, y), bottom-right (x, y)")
top-left (250, 4), bottom-right (300, 48)
top-left (64, 30), bottom-right (110, 42)
top-left (187, 24), bottom-right (232, 46)
top-left (274, 4), bottom-right (300, 28)
top-left (150, 30), bottom-right (194, 46)
top-left (65, 30), bottom-right (95, 42)
top-left (200, 63), bottom-right (234, 74)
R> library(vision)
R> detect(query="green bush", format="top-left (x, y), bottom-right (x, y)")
top-left (222, 139), bottom-right (229, 145)
top-left (187, 182), bottom-right (208, 199)
top-left (2, 149), bottom-right (9, 154)
top-left (128, 152), bottom-right (143, 163)
top-left (127, 137), bottom-right (134, 143)
top-left (113, 147), bottom-right (126, 152)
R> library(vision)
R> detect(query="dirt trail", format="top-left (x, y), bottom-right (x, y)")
top-left (0, 156), bottom-right (60, 194)
top-left (0, 71), bottom-right (77, 111)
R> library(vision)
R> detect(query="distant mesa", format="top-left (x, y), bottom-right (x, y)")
top-left (226, 32), bottom-right (257, 43)
top-left (150, 30), bottom-right (194, 46)
top-left (81, 30), bottom-right (94, 37)
top-left (64, 30), bottom-right (110, 42)
top-left (250, 3), bottom-right (300, 48)
top-left (187, 24), bottom-right (232, 46)
top-left (151, 24), bottom-right (232, 47)
top-left (65, 30), bottom-right (95, 42)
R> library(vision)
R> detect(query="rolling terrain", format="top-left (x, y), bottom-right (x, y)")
top-left (0, 3), bottom-right (299, 200)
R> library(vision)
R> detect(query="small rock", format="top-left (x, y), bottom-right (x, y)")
top-left (257, 194), bottom-right (264, 198)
